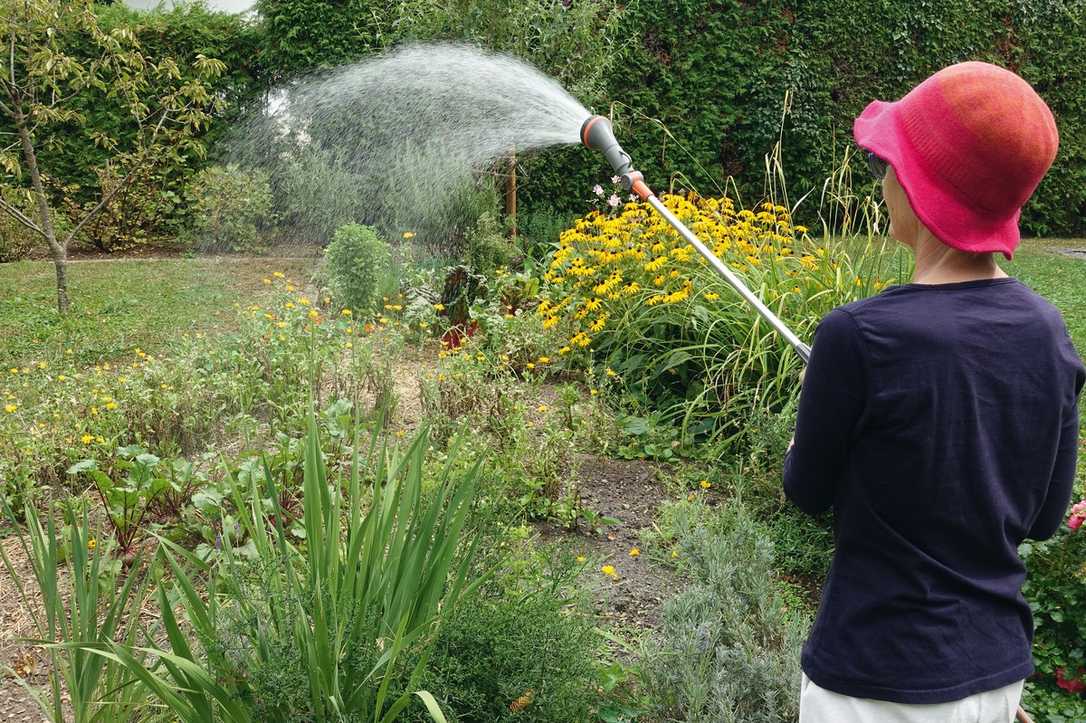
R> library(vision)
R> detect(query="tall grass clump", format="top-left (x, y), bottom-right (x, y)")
top-left (641, 499), bottom-right (809, 722)
top-left (1, 503), bottom-right (154, 723)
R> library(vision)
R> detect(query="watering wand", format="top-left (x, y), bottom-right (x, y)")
top-left (580, 116), bottom-right (812, 364)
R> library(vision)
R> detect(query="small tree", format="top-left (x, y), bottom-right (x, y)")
top-left (0, 0), bottom-right (225, 312)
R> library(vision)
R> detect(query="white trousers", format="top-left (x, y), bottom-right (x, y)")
top-left (799, 673), bottom-right (1025, 723)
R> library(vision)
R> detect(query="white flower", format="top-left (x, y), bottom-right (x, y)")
top-left (628, 194), bottom-right (638, 202)
top-left (593, 184), bottom-right (604, 196)
top-left (607, 193), bottom-right (621, 208)
top-left (611, 175), bottom-right (621, 184)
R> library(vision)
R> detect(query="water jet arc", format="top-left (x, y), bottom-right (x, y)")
top-left (580, 115), bottom-right (812, 364)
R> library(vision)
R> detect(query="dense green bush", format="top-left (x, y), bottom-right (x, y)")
top-left (520, 0), bottom-right (1086, 238)
top-left (643, 499), bottom-right (808, 722)
top-left (325, 224), bottom-right (395, 315)
top-left (1020, 517), bottom-right (1086, 722)
top-left (414, 550), bottom-right (602, 721)
top-left (184, 164), bottom-right (273, 252)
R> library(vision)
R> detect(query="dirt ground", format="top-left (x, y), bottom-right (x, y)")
top-left (538, 454), bottom-right (680, 632)
top-left (0, 537), bottom-right (55, 722)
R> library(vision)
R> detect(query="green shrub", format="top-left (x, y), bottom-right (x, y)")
top-left (184, 164), bottom-right (273, 252)
top-left (1020, 515), bottom-right (1086, 722)
top-left (0, 211), bottom-right (37, 262)
top-left (642, 499), bottom-right (808, 723)
top-left (324, 223), bottom-right (395, 315)
top-left (414, 549), bottom-right (602, 722)
top-left (464, 212), bottom-right (517, 275)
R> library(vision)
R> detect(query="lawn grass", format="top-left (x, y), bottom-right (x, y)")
top-left (0, 256), bottom-right (315, 368)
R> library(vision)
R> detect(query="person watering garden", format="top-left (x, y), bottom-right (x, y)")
top-left (782, 61), bottom-right (1086, 722)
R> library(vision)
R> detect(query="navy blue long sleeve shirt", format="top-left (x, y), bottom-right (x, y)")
top-left (783, 276), bottom-right (1085, 704)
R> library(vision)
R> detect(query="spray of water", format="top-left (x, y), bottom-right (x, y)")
top-left (225, 42), bottom-right (592, 249)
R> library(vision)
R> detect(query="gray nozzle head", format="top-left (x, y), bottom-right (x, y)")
top-left (580, 115), bottom-right (633, 178)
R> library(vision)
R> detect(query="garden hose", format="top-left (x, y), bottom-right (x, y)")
top-left (581, 115), bottom-right (812, 364)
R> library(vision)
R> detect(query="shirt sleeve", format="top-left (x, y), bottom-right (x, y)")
top-left (1027, 358), bottom-right (1084, 541)
top-left (783, 308), bottom-right (868, 516)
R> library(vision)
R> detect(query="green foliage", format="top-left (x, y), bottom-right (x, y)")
top-left (325, 224), bottom-right (396, 315)
top-left (272, 148), bottom-right (369, 245)
top-left (463, 212), bottom-right (518, 276)
top-left (184, 163), bottom-right (273, 252)
top-left (642, 499), bottom-right (808, 722)
top-left (415, 549), bottom-right (603, 722)
top-left (1021, 522), bottom-right (1086, 721)
top-left (1, 502), bottom-right (153, 723)
top-left (523, 0), bottom-right (1086, 238)
top-left (40, 3), bottom-right (264, 249)
top-left (100, 417), bottom-right (479, 721)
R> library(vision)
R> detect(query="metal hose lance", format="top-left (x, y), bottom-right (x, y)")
top-left (580, 115), bottom-right (812, 364)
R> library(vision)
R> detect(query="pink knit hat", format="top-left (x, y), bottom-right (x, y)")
top-left (853, 61), bottom-right (1058, 261)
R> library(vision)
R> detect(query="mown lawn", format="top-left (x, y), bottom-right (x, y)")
top-left (0, 256), bottom-right (315, 369)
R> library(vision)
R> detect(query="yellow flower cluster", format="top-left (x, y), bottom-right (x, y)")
top-left (540, 193), bottom-right (824, 351)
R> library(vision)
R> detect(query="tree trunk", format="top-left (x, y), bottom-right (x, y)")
top-left (504, 150), bottom-right (517, 238)
top-left (14, 100), bottom-right (68, 313)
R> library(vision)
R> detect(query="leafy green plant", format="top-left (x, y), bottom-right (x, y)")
top-left (99, 413), bottom-right (482, 721)
top-left (642, 498), bottom-right (808, 722)
top-left (67, 446), bottom-right (178, 553)
top-left (1, 502), bottom-right (154, 723)
top-left (1020, 512), bottom-right (1086, 721)
top-left (325, 223), bottom-right (396, 316)
top-left (184, 164), bottom-right (273, 252)
top-left (414, 549), bottom-right (603, 722)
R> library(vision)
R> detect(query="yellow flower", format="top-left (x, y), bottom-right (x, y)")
top-left (58, 375), bottom-right (67, 381)
top-left (262, 277), bottom-right (272, 285)
top-left (284, 302), bottom-right (295, 310)
top-left (3, 403), bottom-right (16, 414)
top-left (526, 362), bottom-right (535, 369)
top-left (37, 361), bottom-right (47, 369)
top-left (308, 309), bottom-right (320, 321)
top-left (286, 284), bottom-right (296, 292)
top-left (272, 271), bottom-right (285, 278)
top-left (298, 296), bottom-right (311, 306)
top-left (699, 479), bottom-right (711, 490)
top-left (105, 401), bottom-right (117, 411)
top-left (81, 434), bottom-right (93, 445)
top-left (671, 548), bottom-right (679, 559)
top-left (538, 356), bottom-right (551, 364)
top-left (606, 368), bottom-right (617, 377)
top-left (403, 231), bottom-right (416, 240)
top-left (590, 388), bottom-right (598, 396)
top-left (434, 303), bottom-right (445, 312)
top-left (537, 404), bottom-right (548, 413)
top-left (629, 547), bottom-right (641, 558)
top-left (576, 555), bottom-right (587, 563)
top-left (341, 308), bottom-right (352, 317)
top-left (559, 346), bottom-right (571, 355)
top-left (87, 538), bottom-right (96, 551)
top-left (704, 292), bottom-right (720, 301)
top-left (601, 564), bottom-right (618, 579)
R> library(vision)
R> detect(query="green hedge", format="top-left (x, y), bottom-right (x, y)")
top-left (26, 3), bottom-right (265, 246)
top-left (519, 0), bottom-right (1086, 238)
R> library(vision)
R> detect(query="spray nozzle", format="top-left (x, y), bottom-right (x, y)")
top-left (580, 115), bottom-right (652, 200)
